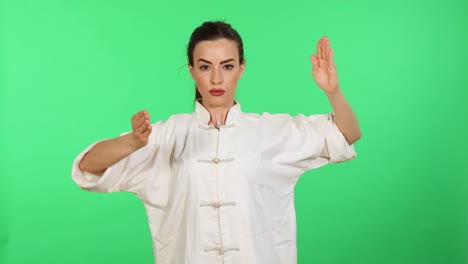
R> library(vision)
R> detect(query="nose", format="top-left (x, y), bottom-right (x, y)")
top-left (210, 68), bottom-right (223, 85)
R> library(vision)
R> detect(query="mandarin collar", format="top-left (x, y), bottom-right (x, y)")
top-left (195, 100), bottom-right (241, 127)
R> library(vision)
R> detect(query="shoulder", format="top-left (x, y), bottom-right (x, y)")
top-left (148, 113), bottom-right (194, 140)
top-left (241, 111), bottom-right (292, 120)
top-left (238, 112), bottom-right (297, 134)
top-left (167, 113), bottom-right (194, 123)
top-left (151, 113), bottom-right (193, 126)
top-left (241, 111), bottom-right (296, 125)
top-left (240, 111), bottom-right (331, 130)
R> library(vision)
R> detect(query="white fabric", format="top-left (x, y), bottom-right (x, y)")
top-left (71, 101), bottom-right (356, 264)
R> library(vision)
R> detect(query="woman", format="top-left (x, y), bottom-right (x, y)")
top-left (72, 21), bottom-right (361, 264)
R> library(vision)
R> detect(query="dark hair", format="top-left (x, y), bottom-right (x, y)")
top-left (187, 21), bottom-right (245, 101)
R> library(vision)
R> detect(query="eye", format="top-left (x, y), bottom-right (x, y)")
top-left (223, 64), bottom-right (234, 70)
top-left (200, 65), bottom-right (209, 70)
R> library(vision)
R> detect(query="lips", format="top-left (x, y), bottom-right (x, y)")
top-left (209, 89), bottom-right (225, 97)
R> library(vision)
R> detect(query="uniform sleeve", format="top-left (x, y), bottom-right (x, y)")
top-left (274, 113), bottom-right (356, 171)
top-left (71, 121), bottom-right (174, 194)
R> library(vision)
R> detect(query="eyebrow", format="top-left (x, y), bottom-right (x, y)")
top-left (197, 58), bottom-right (235, 64)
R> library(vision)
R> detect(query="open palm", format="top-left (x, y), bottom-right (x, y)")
top-left (311, 36), bottom-right (340, 95)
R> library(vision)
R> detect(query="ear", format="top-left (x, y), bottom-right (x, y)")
top-left (238, 61), bottom-right (246, 79)
top-left (188, 64), bottom-right (195, 80)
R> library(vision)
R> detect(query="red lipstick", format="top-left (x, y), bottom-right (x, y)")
top-left (209, 89), bottom-right (225, 96)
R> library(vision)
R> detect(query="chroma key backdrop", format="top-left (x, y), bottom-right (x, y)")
top-left (1, 0), bottom-right (467, 263)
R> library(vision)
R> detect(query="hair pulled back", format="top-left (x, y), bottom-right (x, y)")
top-left (187, 21), bottom-right (244, 100)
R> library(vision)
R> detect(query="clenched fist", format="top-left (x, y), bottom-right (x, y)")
top-left (130, 110), bottom-right (152, 148)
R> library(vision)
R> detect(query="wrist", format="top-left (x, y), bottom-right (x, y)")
top-left (123, 132), bottom-right (146, 150)
top-left (325, 86), bottom-right (343, 98)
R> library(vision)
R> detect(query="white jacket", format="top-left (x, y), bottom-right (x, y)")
top-left (72, 101), bottom-right (356, 264)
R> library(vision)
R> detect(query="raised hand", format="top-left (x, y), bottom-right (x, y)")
top-left (130, 110), bottom-right (152, 147)
top-left (310, 36), bottom-right (340, 95)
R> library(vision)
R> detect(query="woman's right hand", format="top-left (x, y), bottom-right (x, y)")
top-left (130, 110), bottom-right (152, 148)
top-left (78, 110), bottom-right (152, 175)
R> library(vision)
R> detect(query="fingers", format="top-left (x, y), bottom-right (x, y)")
top-left (315, 36), bottom-right (330, 60)
top-left (131, 111), bottom-right (143, 126)
top-left (316, 37), bottom-right (322, 59)
top-left (328, 49), bottom-right (336, 70)
top-left (323, 36), bottom-right (329, 59)
top-left (131, 110), bottom-right (151, 134)
top-left (310, 55), bottom-right (319, 73)
top-left (133, 115), bottom-right (145, 128)
top-left (129, 110), bottom-right (152, 147)
top-left (136, 119), bottom-right (149, 133)
top-left (133, 110), bottom-right (149, 123)
top-left (137, 110), bottom-right (150, 119)
top-left (142, 125), bottom-right (152, 136)
top-left (315, 36), bottom-right (335, 67)
top-left (324, 37), bottom-right (336, 70)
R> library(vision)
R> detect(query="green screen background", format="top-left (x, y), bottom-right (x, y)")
top-left (1, 0), bottom-right (467, 263)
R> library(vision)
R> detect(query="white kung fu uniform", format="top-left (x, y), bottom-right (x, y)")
top-left (72, 101), bottom-right (356, 264)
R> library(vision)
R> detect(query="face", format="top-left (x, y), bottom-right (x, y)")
top-left (189, 38), bottom-right (245, 108)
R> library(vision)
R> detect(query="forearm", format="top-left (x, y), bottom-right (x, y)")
top-left (78, 133), bottom-right (144, 176)
top-left (326, 89), bottom-right (361, 145)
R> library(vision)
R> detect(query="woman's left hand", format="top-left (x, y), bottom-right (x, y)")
top-left (311, 36), bottom-right (340, 95)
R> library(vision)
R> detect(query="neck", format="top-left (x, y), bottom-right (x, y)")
top-left (201, 100), bottom-right (235, 128)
